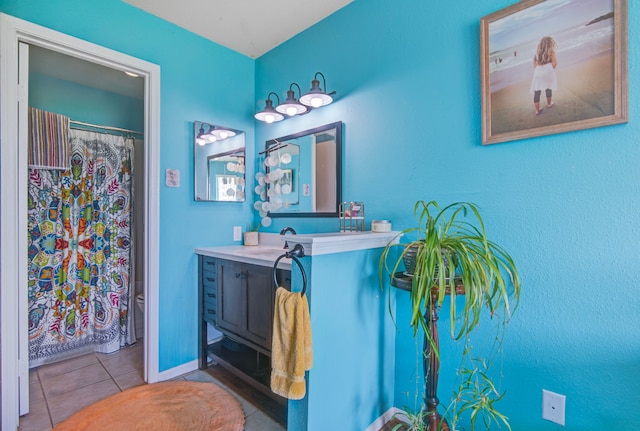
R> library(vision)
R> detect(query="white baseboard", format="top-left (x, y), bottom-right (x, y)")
top-left (364, 407), bottom-right (406, 431)
top-left (157, 359), bottom-right (199, 381)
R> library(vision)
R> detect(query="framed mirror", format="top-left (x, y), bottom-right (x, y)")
top-left (265, 121), bottom-right (342, 217)
top-left (194, 121), bottom-right (245, 202)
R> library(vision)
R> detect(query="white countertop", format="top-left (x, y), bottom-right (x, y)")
top-left (195, 231), bottom-right (401, 267)
top-left (284, 230), bottom-right (401, 255)
top-left (194, 245), bottom-right (292, 269)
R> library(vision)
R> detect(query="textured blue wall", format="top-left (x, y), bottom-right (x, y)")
top-left (1, 0), bottom-right (255, 372)
top-left (256, 0), bottom-right (640, 429)
top-left (302, 251), bottom-right (395, 430)
top-left (29, 73), bottom-right (144, 132)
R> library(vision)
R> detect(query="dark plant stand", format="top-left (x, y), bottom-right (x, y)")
top-left (392, 273), bottom-right (464, 431)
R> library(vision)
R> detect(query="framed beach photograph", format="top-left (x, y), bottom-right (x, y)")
top-left (480, 0), bottom-right (628, 145)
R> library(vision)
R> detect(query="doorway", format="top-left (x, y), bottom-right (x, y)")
top-left (0, 13), bottom-right (161, 430)
top-left (27, 44), bottom-right (145, 367)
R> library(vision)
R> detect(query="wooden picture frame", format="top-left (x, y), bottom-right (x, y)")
top-left (480, 0), bottom-right (627, 145)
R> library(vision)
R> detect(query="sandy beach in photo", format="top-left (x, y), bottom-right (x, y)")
top-left (490, 52), bottom-right (615, 136)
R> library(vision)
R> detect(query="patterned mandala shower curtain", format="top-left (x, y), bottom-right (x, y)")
top-left (28, 129), bottom-right (135, 367)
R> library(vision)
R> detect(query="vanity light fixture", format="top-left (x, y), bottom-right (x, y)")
top-left (255, 92), bottom-right (285, 123)
top-left (197, 124), bottom-right (217, 143)
top-left (197, 123), bottom-right (237, 144)
top-left (212, 128), bottom-right (236, 140)
top-left (299, 72), bottom-right (335, 108)
top-left (196, 124), bottom-right (208, 146)
top-left (276, 83), bottom-right (308, 117)
top-left (255, 73), bottom-right (336, 123)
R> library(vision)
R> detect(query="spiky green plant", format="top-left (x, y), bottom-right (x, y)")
top-left (379, 200), bottom-right (520, 430)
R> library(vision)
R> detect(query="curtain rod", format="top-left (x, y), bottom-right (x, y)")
top-left (70, 119), bottom-right (143, 136)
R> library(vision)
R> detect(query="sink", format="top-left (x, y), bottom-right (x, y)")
top-left (233, 247), bottom-right (286, 260)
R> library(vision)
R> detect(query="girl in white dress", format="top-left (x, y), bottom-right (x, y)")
top-left (530, 36), bottom-right (558, 115)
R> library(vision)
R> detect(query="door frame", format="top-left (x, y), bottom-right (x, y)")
top-left (0, 13), bottom-right (161, 429)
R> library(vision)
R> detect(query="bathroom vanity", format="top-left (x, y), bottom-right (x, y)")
top-left (196, 241), bottom-right (291, 400)
top-left (196, 230), bottom-right (401, 431)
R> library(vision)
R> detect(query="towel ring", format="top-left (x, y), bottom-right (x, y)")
top-left (272, 244), bottom-right (307, 296)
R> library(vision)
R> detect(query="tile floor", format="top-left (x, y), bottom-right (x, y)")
top-left (18, 342), bottom-right (285, 431)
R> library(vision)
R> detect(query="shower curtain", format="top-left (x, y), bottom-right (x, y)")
top-left (27, 128), bottom-right (136, 367)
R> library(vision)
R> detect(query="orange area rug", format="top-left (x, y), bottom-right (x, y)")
top-left (53, 381), bottom-right (245, 430)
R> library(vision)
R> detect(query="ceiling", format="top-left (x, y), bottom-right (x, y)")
top-left (29, 1), bottom-right (353, 100)
top-left (29, 45), bottom-right (144, 98)
top-left (123, 0), bottom-right (353, 58)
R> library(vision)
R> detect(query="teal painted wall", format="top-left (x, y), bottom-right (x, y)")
top-left (1, 0), bottom-right (255, 372)
top-left (256, 0), bottom-right (640, 429)
top-left (298, 250), bottom-right (395, 431)
top-left (28, 73), bottom-right (144, 132)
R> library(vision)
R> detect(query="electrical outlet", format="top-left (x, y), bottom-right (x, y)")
top-left (542, 389), bottom-right (566, 426)
top-left (233, 226), bottom-right (242, 241)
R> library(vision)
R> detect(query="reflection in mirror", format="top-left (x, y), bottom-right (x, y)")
top-left (265, 121), bottom-right (342, 217)
top-left (194, 121), bottom-right (245, 202)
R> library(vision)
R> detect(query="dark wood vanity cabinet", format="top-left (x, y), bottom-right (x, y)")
top-left (217, 259), bottom-right (275, 352)
top-left (198, 254), bottom-right (291, 376)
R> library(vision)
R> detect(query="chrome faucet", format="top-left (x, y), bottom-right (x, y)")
top-left (280, 227), bottom-right (297, 249)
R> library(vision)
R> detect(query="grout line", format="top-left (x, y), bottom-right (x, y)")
top-left (35, 370), bottom-right (55, 430)
top-left (42, 365), bottom-right (114, 400)
top-left (96, 353), bottom-right (124, 392)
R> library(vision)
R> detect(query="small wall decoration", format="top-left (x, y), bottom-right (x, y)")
top-left (480, 0), bottom-right (628, 145)
top-left (165, 168), bottom-right (180, 187)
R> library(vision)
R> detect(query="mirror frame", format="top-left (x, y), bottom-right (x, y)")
top-left (265, 121), bottom-right (342, 218)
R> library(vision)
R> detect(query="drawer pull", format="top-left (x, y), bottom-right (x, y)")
top-left (207, 309), bottom-right (216, 315)
top-left (205, 277), bottom-right (216, 282)
top-left (206, 292), bottom-right (216, 298)
top-left (205, 260), bottom-right (215, 266)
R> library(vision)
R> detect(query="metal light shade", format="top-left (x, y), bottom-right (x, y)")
top-left (276, 88), bottom-right (308, 116)
top-left (255, 98), bottom-right (284, 123)
top-left (196, 124), bottom-right (207, 145)
top-left (300, 72), bottom-right (333, 108)
top-left (212, 128), bottom-right (236, 140)
top-left (199, 124), bottom-right (218, 143)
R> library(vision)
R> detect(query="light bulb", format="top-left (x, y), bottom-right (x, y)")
top-left (311, 97), bottom-right (323, 108)
top-left (286, 106), bottom-right (298, 116)
top-left (197, 139), bottom-right (206, 146)
top-left (208, 136), bottom-right (217, 142)
top-left (219, 131), bottom-right (228, 139)
top-left (265, 114), bottom-right (275, 123)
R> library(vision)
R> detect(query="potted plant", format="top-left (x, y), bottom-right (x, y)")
top-left (380, 200), bottom-right (520, 431)
top-left (243, 223), bottom-right (261, 246)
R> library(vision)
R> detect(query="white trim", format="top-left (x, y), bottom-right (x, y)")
top-left (364, 407), bottom-right (406, 431)
top-left (144, 53), bottom-right (161, 385)
top-left (0, 17), bottom-right (22, 429)
top-left (0, 13), bottom-right (161, 429)
top-left (157, 359), bottom-right (199, 382)
top-left (17, 41), bottom-right (30, 416)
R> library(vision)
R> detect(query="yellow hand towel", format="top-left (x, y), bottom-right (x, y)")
top-left (271, 286), bottom-right (313, 400)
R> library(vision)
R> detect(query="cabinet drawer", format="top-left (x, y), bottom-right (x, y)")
top-left (203, 299), bottom-right (217, 324)
top-left (202, 270), bottom-right (217, 289)
top-left (202, 257), bottom-right (217, 273)
top-left (203, 285), bottom-right (217, 302)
